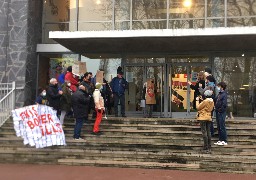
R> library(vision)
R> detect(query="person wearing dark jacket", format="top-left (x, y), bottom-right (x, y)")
top-left (81, 72), bottom-right (96, 118)
top-left (214, 82), bottom-right (228, 146)
top-left (188, 71), bottom-right (205, 110)
top-left (72, 85), bottom-right (90, 140)
top-left (35, 88), bottom-right (48, 105)
top-left (47, 78), bottom-right (63, 116)
top-left (59, 81), bottom-right (72, 125)
top-left (110, 71), bottom-right (128, 117)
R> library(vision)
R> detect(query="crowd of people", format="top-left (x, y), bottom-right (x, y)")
top-left (36, 65), bottom-right (228, 153)
top-left (188, 68), bottom-right (228, 154)
top-left (36, 66), bottom-right (128, 140)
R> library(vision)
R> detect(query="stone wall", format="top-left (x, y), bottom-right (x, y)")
top-left (0, 0), bottom-right (42, 107)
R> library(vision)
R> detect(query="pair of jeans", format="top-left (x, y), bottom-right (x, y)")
top-left (200, 121), bottom-right (212, 150)
top-left (114, 94), bottom-right (125, 116)
top-left (216, 111), bottom-right (227, 142)
top-left (73, 117), bottom-right (86, 139)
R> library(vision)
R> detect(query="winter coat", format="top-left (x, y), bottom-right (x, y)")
top-left (196, 98), bottom-right (214, 121)
top-left (47, 84), bottom-right (61, 110)
top-left (110, 77), bottom-right (128, 96)
top-left (60, 83), bottom-right (72, 111)
top-left (35, 95), bottom-right (48, 105)
top-left (93, 89), bottom-right (105, 110)
top-left (143, 82), bottom-right (156, 105)
top-left (215, 90), bottom-right (227, 113)
top-left (81, 80), bottom-right (95, 96)
top-left (65, 72), bottom-right (79, 92)
top-left (71, 89), bottom-right (90, 118)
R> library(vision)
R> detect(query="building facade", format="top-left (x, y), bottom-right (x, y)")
top-left (1, 0), bottom-right (256, 117)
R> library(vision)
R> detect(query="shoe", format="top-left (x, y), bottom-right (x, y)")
top-left (214, 141), bottom-right (221, 145)
top-left (91, 131), bottom-right (103, 135)
top-left (217, 141), bottom-right (228, 146)
top-left (122, 115), bottom-right (127, 117)
top-left (73, 137), bottom-right (86, 141)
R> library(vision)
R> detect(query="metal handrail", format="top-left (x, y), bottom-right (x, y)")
top-left (0, 82), bottom-right (16, 127)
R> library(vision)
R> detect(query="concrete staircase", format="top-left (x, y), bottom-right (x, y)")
top-left (1, 117), bottom-right (256, 173)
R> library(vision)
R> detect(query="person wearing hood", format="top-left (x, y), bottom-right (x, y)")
top-left (196, 90), bottom-right (215, 154)
top-left (65, 66), bottom-right (79, 92)
top-left (35, 88), bottom-right (48, 105)
top-left (47, 78), bottom-right (63, 116)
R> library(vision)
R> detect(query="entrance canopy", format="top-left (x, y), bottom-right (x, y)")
top-left (50, 27), bottom-right (256, 58)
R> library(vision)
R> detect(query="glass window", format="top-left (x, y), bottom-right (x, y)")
top-left (207, 0), bottom-right (224, 17)
top-left (213, 56), bottom-right (256, 117)
top-left (115, 0), bottom-right (131, 30)
top-left (38, 53), bottom-right (79, 89)
top-left (207, 0), bottom-right (225, 27)
top-left (169, 0), bottom-right (205, 29)
top-left (167, 56), bottom-right (209, 63)
top-left (81, 56), bottom-right (121, 82)
top-left (78, 0), bottom-right (113, 31)
top-left (227, 0), bottom-right (256, 17)
top-left (132, 0), bottom-right (167, 29)
top-left (42, 0), bottom-right (77, 43)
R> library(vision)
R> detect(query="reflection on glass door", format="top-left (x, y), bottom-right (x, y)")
top-left (146, 66), bottom-right (164, 117)
top-left (170, 65), bottom-right (189, 113)
top-left (124, 66), bottom-right (144, 112)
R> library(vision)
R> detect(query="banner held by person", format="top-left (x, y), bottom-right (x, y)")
top-left (12, 104), bottom-right (66, 148)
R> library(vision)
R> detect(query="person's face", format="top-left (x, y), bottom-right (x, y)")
top-left (118, 74), bottom-right (123, 78)
top-left (204, 72), bottom-right (209, 77)
top-left (52, 79), bottom-right (58, 85)
top-left (84, 75), bottom-right (89, 81)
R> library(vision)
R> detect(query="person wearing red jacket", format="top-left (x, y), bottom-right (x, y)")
top-left (65, 66), bottom-right (79, 92)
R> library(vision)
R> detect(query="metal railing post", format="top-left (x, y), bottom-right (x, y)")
top-left (12, 81), bottom-right (16, 110)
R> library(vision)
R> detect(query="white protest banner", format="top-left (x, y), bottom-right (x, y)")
top-left (12, 105), bottom-right (66, 148)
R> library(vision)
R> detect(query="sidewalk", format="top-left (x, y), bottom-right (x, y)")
top-left (0, 164), bottom-right (256, 180)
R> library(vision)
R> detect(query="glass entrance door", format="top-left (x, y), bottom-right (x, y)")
top-left (124, 65), bottom-right (165, 117)
top-left (145, 65), bottom-right (165, 117)
top-left (169, 64), bottom-right (210, 118)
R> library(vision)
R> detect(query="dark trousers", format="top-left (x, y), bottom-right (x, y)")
top-left (216, 111), bottom-right (227, 142)
top-left (200, 121), bottom-right (212, 150)
top-left (74, 117), bottom-right (85, 139)
top-left (145, 104), bottom-right (153, 118)
top-left (114, 94), bottom-right (125, 116)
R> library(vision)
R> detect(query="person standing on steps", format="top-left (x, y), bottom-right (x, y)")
top-left (72, 85), bottom-right (90, 140)
top-left (92, 82), bottom-right (105, 135)
top-left (110, 69), bottom-right (128, 117)
top-left (142, 78), bottom-right (156, 118)
top-left (81, 72), bottom-right (96, 119)
top-left (59, 81), bottom-right (72, 127)
top-left (65, 66), bottom-right (79, 93)
top-left (196, 90), bottom-right (215, 154)
top-left (47, 78), bottom-right (63, 116)
top-left (188, 71), bottom-right (205, 110)
top-left (214, 82), bottom-right (228, 146)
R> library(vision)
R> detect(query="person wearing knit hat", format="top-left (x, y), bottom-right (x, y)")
top-left (196, 89), bottom-right (214, 154)
top-left (92, 82), bottom-right (105, 135)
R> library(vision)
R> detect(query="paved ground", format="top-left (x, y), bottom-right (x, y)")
top-left (0, 164), bottom-right (256, 180)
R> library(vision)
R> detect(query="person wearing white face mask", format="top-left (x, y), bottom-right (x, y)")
top-left (59, 81), bottom-right (72, 126)
top-left (35, 88), bottom-right (48, 105)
